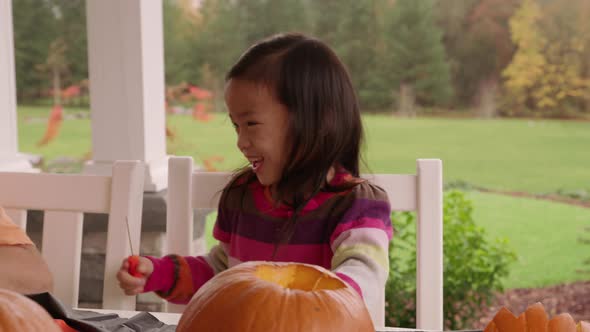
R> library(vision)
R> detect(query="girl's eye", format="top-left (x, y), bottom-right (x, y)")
top-left (246, 121), bottom-right (259, 127)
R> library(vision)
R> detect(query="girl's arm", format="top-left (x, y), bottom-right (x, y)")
top-left (142, 183), bottom-right (243, 304)
top-left (142, 200), bottom-right (232, 304)
top-left (329, 186), bottom-right (393, 325)
top-left (143, 243), bottom-right (229, 304)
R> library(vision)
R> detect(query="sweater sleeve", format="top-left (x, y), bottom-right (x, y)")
top-left (143, 201), bottom-right (231, 304)
top-left (143, 244), bottom-right (228, 304)
top-left (329, 183), bottom-right (393, 326)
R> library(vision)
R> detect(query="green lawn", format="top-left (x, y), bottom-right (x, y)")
top-left (20, 106), bottom-right (590, 194)
top-left (17, 106), bottom-right (590, 289)
top-left (18, 106), bottom-right (92, 163)
top-left (467, 191), bottom-right (590, 289)
top-left (167, 113), bottom-right (590, 194)
top-left (363, 116), bottom-right (590, 194)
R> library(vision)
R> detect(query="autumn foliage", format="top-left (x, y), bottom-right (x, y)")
top-left (202, 156), bottom-right (224, 172)
top-left (502, 0), bottom-right (590, 115)
top-left (37, 105), bottom-right (63, 147)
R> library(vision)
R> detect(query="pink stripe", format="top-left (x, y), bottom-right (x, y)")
top-left (228, 234), bottom-right (333, 268)
top-left (185, 256), bottom-right (215, 292)
top-left (250, 182), bottom-right (346, 218)
top-left (143, 256), bottom-right (175, 293)
top-left (213, 224), bottom-right (231, 242)
top-left (330, 217), bottom-right (393, 245)
top-left (336, 272), bottom-right (363, 298)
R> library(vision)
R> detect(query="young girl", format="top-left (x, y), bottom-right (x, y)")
top-left (117, 33), bottom-right (393, 326)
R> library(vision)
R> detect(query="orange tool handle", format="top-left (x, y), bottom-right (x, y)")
top-left (128, 255), bottom-right (142, 277)
top-left (55, 319), bottom-right (78, 332)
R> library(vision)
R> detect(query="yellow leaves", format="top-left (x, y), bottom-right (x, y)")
top-left (503, 0), bottom-right (590, 112)
top-left (503, 0), bottom-right (546, 103)
top-left (508, 0), bottom-right (545, 57)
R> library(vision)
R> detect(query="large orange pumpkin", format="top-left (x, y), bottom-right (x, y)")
top-left (177, 261), bottom-right (374, 332)
top-left (484, 303), bottom-right (590, 332)
top-left (0, 289), bottom-right (60, 332)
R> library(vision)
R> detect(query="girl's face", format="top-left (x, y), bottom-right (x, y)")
top-left (225, 78), bottom-right (291, 187)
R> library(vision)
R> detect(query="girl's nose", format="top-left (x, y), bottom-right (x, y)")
top-left (236, 131), bottom-right (251, 152)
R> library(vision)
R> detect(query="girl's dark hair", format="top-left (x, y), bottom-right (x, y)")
top-left (223, 33), bottom-right (364, 253)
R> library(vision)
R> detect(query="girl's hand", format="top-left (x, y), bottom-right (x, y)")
top-left (116, 256), bottom-right (154, 295)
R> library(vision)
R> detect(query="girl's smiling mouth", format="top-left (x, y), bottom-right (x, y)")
top-left (249, 157), bottom-right (264, 173)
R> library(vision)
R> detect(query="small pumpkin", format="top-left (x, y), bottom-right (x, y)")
top-left (0, 289), bottom-right (60, 332)
top-left (484, 302), bottom-right (590, 332)
top-left (177, 261), bottom-right (374, 332)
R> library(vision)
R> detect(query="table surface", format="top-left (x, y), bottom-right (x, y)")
top-left (82, 308), bottom-right (425, 332)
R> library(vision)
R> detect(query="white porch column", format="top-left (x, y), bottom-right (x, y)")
top-left (0, 0), bottom-right (36, 173)
top-left (84, 0), bottom-right (168, 192)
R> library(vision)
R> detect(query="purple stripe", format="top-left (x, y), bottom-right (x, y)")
top-left (214, 206), bottom-right (233, 233)
top-left (339, 198), bottom-right (390, 224)
top-left (216, 198), bottom-right (390, 245)
top-left (228, 234), bottom-right (333, 268)
top-left (216, 209), bottom-right (340, 244)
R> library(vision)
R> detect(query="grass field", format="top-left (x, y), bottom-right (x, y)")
top-left (18, 106), bottom-right (92, 167)
top-left (19, 107), bottom-right (590, 194)
top-left (467, 191), bottom-right (590, 288)
top-left (167, 113), bottom-right (590, 194)
top-left (17, 106), bottom-right (590, 289)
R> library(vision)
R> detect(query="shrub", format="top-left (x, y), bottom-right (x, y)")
top-left (385, 190), bottom-right (517, 329)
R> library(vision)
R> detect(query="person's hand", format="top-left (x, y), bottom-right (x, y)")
top-left (116, 256), bottom-right (153, 295)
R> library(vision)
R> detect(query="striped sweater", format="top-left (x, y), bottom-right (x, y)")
top-left (144, 170), bottom-right (393, 324)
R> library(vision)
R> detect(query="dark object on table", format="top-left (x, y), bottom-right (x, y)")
top-left (26, 292), bottom-right (175, 332)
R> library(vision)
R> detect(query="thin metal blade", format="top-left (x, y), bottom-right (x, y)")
top-left (125, 216), bottom-right (135, 256)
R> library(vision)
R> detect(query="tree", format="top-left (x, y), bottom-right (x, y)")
top-left (310, 0), bottom-right (390, 110)
top-left (581, 0), bottom-right (590, 113)
top-left (536, 0), bottom-right (590, 116)
top-left (435, 0), bottom-right (479, 107)
top-left (503, 0), bottom-right (590, 116)
top-left (307, 0), bottom-right (343, 45)
top-left (163, 0), bottom-right (199, 85)
top-left (437, 0), bottom-right (519, 117)
top-left (12, 0), bottom-right (57, 101)
top-left (502, 0), bottom-right (547, 113)
top-left (384, 0), bottom-right (453, 116)
top-left (467, 0), bottom-right (519, 117)
top-left (190, 0), bottom-right (246, 96)
top-left (191, 0), bottom-right (311, 102)
top-left (37, 37), bottom-right (68, 105)
top-left (52, 0), bottom-right (87, 87)
top-left (12, 0), bottom-right (88, 103)
top-left (232, 0), bottom-right (310, 46)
